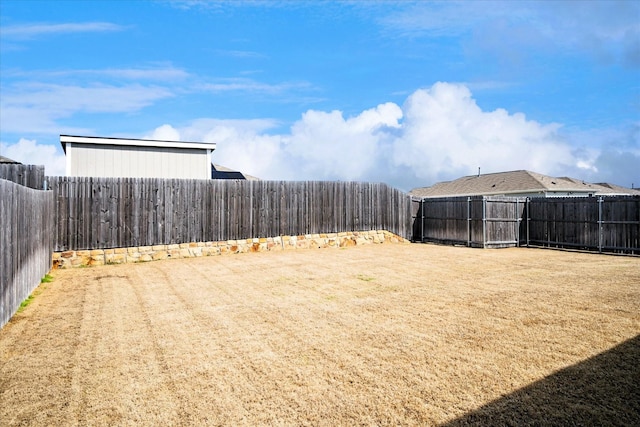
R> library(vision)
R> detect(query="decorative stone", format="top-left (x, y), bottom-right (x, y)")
top-left (89, 256), bottom-right (105, 266)
top-left (51, 230), bottom-right (409, 268)
top-left (152, 251), bottom-right (168, 260)
top-left (106, 253), bottom-right (126, 264)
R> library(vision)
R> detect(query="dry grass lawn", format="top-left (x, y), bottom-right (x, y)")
top-left (1, 243), bottom-right (639, 426)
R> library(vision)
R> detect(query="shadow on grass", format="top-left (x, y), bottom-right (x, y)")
top-left (441, 334), bottom-right (640, 426)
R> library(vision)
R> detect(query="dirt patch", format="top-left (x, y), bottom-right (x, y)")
top-left (1, 244), bottom-right (639, 426)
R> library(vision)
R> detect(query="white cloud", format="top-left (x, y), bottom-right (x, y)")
top-left (381, 1), bottom-right (640, 67)
top-left (590, 149), bottom-right (640, 187)
top-left (0, 138), bottom-right (66, 176)
top-left (562, 123), bottom-right (640, 186)
top-left (145, 82), bottom-right (608, 189)
top-left (1, 22), bottom-right (124, 39)
top-left (147, 124), bottom-right (181, 141)
top-left (0, 83), bottom-right (173, 134)
top-left (215, 49), bottom-right (267, 59)
top-left (6, 66), bottom-right (190, 81)
top-left (146, 120), bottom-right (291, 180)
top-left (200, 78), bottom-right (312, 94)
top-left (5, 83), bottom-right (173, 113)
top-left (283, 103), bottom-right (402, 180)
top-left (390, 82), bottom-right (574, 183)
top-left (212, 130), bottom-right (290, 180)
top-left (379, 1), bottom-right (491, 38)
top-left (7, 82), bottom-right (632, 188)
top-left (165, 0), bottom-right (292, 11)
top-left (99, 67), bottom-right (189, 81)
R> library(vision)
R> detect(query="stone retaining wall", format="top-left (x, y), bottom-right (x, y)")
top-left (52, 230), bottom-right (409, 268)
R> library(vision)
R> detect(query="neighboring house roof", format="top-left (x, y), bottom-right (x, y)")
top-left (0, 155), bottom-right (21, 164)
top-left (592, 182), bottom-right (640, 196)
top-left (410, 170), bottom-right (640, 198)
top-left (211, 164), bottom-right (260, 181)
top-left (60, 134), bottom-right (216, 152)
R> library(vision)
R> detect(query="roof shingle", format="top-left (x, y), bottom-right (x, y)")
top-left (410, 170), bottom-right (640, 198)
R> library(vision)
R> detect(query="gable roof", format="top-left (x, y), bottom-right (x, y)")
top-left (212, 164), bottom-right (260, 181)
top-left (0, 155), bottom-right (21, 164)
top-left (592, 182), bottom-right (640, 195)
top-left (410, 170), bottom-right (640, 198)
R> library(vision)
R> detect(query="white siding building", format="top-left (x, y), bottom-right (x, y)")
top-left (60, 135), bottom-right (217, 179)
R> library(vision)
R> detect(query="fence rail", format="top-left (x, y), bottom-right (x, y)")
top-left (0, 179), bottom-right (54, 328)
top-left (48, 177), bottom-right (415, 251)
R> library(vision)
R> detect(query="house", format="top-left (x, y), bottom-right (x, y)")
top-left (211, 164), bottom-right (260, 181)
top-left (0, 155), bottom-right (21, 164)
top-left (60, 135), bottom-right (217, 179)
top-left (409, 170), bottom-right (640, 198)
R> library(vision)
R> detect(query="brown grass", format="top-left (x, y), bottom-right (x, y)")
top-left (1, 244), bottom-right (638, 426)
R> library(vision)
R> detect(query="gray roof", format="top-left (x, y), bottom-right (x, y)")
top-left (212, 164), bottom-right (260, 181)
top-left (0, 155), bottom-right (21, 164)
top-left (592, 182), bottom-right (640, 195)
top-left (410, 170), bottom-right (640, 198)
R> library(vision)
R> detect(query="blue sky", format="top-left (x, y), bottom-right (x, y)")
top-left (1, 0), bottom-right (638, 190)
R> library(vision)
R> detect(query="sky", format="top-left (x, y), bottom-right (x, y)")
top-left (1, 0), bottom-right (639, 191)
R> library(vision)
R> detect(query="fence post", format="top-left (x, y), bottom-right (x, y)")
top-left (482, 197), bottom-right (487, 249)
top-left (421, 198), bottom-right (425, 243)
top-left (526, 197), bottom-right (530, 247)
top-left (467, 197), bottom-right (471, 247)
top-left (598, 196), bottom-right (604, 253)
top-left (516, 198), bottom-right (520, 247)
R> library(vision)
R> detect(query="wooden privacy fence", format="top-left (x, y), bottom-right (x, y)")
top-left (413, 196), bottom-right (526, 248)
top-left (413, 195), bottom-right (639, 254)
top-left (0, 164), bottom-right (46, 190)
top-left (0, 179), bottom-right (54, 328)
top-left (48, 177), bottom-right (414, 251)
top-left (526, 196), bottom-right (639, 254)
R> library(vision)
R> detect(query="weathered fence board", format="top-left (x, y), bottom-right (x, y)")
top-left (0, 179), bottom-right (54, 328)
top-left (485, 197), bottom-right (525, 248)
top-left (414, 195), bottom-right (638, 253)
top-left (0, 164), bottom-right (46, 190)
top-left (48, 177), bottom-right (415, 251)
top-left (525, 196), bottom-right (639, 254)
top-left (413, 196), bottom-right (526, 248)
top-left (42, 176), bottom-right (640, 255)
